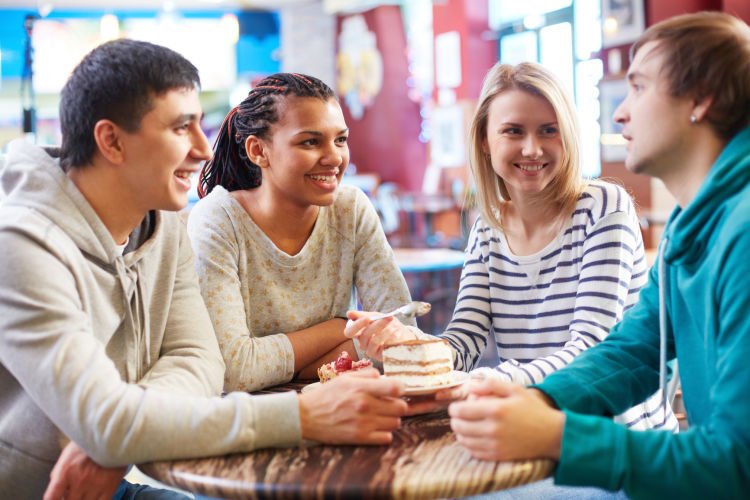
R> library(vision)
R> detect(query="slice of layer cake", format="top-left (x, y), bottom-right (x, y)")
top-left (382, 339), bottom-right (454, 388)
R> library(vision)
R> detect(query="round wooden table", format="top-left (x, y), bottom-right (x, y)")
top-left (140, 384), bottom-right (554, 499)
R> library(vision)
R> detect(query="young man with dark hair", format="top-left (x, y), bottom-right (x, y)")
top-left (448, 11), bottom-right (750, 499)
top-left (0, 39), bottom-right (406, 498)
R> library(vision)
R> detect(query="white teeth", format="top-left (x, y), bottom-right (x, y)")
top-left (516, 164), bottom-right (545, 172)
top-left (309, 175), bottom-right (336, 182)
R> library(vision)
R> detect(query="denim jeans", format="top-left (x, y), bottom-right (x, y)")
top-left (468, 477), bottom-right (629, 499)
top-left (113, 480), bottom-right (192, 500)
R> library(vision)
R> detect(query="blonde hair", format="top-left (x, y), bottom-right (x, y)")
top-left (632, 11), bottom-right (750, 140)
top-left (468, 62), bottom-right (585, 231)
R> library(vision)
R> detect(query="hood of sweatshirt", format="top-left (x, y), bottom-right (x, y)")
top-left (663, 126), bottom-right (750, 264)
top-left (2, 139), bottom-right (129, 267)
top-left (1, 139), bottom-right (157, 382)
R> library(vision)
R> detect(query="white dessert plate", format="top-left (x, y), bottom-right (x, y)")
top-left (301, 371), bottom-right (469, 396)
top-left (402, 370), bottom-right (469, 396)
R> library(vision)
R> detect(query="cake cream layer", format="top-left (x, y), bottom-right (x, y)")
top-left (386, 372), bottom-right (454, 387)
top-left (382, 339), bottom-right (454, 387)
top-left (383, 365), bottom-right (452, 375)
top-left (383, 358), bottom-right (452, 366)
top-left (383, 340), bottom-right (452, 364)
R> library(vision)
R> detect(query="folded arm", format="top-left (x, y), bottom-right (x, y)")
top-left (0, 230), bottom-right (301, 467)
top-left (439, 220), bottom-right (493, 370)
top-left (188, 208), bottom-right (348, 391)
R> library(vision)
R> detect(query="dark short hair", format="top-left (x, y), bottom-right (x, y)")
top-left (198, 73), bottom-right (335, 196)
top-left (632, 11), bottom-right (750, 140)
top-left (59, 38), bottom-right (200, 169)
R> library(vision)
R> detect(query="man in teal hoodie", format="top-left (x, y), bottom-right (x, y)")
top-left (448, 11), bottom-right (750, 499)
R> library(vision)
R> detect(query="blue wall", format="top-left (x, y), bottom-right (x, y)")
top-left (0, 8), bottom-right (279, 82)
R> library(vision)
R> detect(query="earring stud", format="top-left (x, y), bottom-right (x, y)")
top-left (690, 115), bottom-right (697, 124)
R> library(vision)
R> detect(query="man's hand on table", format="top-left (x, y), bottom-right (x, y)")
top-left (344, 310), bottom-right (416, 360)
top-left (44, 441), bottom-right (126, 500)
top-left (448, 378), bottom-right (564, 462)
top-left (298, 368), bottom-right (408, 445)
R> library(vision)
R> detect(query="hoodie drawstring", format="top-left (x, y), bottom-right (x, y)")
top-left (114, 257), bottom-right (149, 382)
top-left (657, 237), bottom-right (669, 426)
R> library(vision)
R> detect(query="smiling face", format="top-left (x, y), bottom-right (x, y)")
top-left (613, 41), bottom-right (696, 178)
top-left (252, 96), bottom-right (349, 209)
top-left (119, 87), bottom-right (211, 213)
top-left (484, 89), bottom-right (562, 201)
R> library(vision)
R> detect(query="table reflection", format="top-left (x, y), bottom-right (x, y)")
top-left (140, 382), bottom-right (553, 499)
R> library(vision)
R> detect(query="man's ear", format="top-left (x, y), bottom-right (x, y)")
top-left (92, 119), bottom-right (125, 165)
top-left (245, 135), bottom-right (269, 168)
top-left (692, 95), bottom-right (713, 123)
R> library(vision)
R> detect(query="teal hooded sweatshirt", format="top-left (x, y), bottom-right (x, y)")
top-left (535, 126), bottom-right (750, 499)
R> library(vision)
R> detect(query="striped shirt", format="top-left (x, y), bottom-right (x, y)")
top-left (441, 180), bottom-right (677, 431)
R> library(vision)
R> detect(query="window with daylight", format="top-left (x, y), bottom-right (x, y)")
top-left (488, 0), bottom-right (603, 178)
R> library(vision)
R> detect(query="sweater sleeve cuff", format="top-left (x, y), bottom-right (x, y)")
top-left (555, 410), bottom-right (623, 492)
top-left (276, 333), bottom-right (297, 381)
top-left (251, 391), bottom-right (302, 449)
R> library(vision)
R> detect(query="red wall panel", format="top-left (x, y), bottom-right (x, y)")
top-left (337, 6), bottom-right (427, 192)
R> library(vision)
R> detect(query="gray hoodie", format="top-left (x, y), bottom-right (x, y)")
top-left (0, 139), bottom-right (301, 498)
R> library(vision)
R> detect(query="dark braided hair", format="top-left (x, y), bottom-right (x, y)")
top-left (198, 73), bottom-right (335, 196)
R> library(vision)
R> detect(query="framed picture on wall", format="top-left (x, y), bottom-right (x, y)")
top-left (601, 0), bottom-right (645, 48)
top-left (430, 105), bottom-right (465, 168)
top-left (599, 78), bottom-right (628, 162)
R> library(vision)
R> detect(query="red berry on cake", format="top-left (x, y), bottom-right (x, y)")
top-left (317, 351), bottom-right (373, 383)
top-left (334, 351), bottom-right (353, 371)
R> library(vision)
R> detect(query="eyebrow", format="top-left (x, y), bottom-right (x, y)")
top-left (169, 113), bottom-right (203, 125)
top-left (295, 128), bottom-right (349, 136)
top-left (627, 71), bottom-right (645, 82)
top-left (497, 121), bottom-right (557, 129)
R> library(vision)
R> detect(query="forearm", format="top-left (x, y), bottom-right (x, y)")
top-left (558, 412), bottom-right (747, 498)
top-left (297, 339), bottom-right (357, 379)
top-left (287, 318), bottom-right (348, 373)
top-left (439, 229), bottom-right (492, 371)
top-left (7, 336), bottom-right (301, 466)
top-left (537, 308), bottom-right (663, 418)
top-left (491, 336), bottom-right (593, 386)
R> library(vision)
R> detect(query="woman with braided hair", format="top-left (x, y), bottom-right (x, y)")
top-left (187, 73), bottom-right (421, 392)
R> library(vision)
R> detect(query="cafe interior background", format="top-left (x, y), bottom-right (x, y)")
top-left (1, 0), bottom-right (749, 336)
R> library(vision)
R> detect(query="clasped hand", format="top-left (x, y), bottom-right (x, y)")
top-left (448, 378), bottom-right (565, 462)
top-left (298, 368), bottom-right (409, 445)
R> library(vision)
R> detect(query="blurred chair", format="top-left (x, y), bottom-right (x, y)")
top-left (392, 248), bottom-right (464, 335)
top-left (342, 172), bottom-right (380, 197)
top-left (375, 182), bottom-right (401, 235)
top-left (0, 154), bottom-right (6, 202)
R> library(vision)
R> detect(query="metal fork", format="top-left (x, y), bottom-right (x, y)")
top-left (370, 301), bottom-right (431, 322)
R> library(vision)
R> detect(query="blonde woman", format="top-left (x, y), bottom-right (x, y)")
top-left (346, 62), bottom-right (675, 440)
top-left (436, 62), bottom-right (675, 434)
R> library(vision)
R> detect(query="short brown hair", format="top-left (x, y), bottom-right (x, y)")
top-left (632, 11), bottom-right (750, 140)
top-left (468, 62), bottom-right (585, 231)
